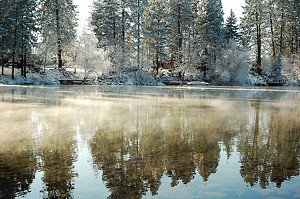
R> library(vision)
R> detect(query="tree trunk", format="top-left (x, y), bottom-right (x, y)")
top-left (113, 17), bottom-right (116, 41)
top-left (156, 50), bottom-right (159, 76)
top-left (1, 37), bottom-right (4, 75)
top-left (177, 3), bottom-right (182, 63)
top-left (21, 40), bottom-right (24, 76)
top-left (279, 13), bottom-right (284, 54)
top-left (12, 26), bottom-right (17, 80)
top-left (269, 12), bottom-right (276, 57)
top-left (56, 0), bottom-right (62, 69)
top-left (12, 51), bottom-right (15, 80)
top-left (24, 53), bottom-right (27, 78)
top-left (12, 2), bottom-right (18, 80)
top-left (137, 0), bottom-right (140, 70)
top-left (1, 52), bottom-right (4, 75)
top-left (256, 11), bottom-right (262, 73)
top-left (122, 8), bottom-right (125, 50)
top-left (121, 7), bottom-right (125, 67)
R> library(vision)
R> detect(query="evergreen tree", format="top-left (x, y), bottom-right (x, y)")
top-left (225, 9), bottom-right (239, 42)
top-left (91, 0), bottom-right (132, 70)
top-left (168, 0), bottom-right (193, 65)
top-left (266, 0), bottom-right (277, 57)
top-left (143, 0), bottom-right (173, 74)
top-left (274, 0), bottom-right (299, 57)
top-left (241, 0), bottom-right (266, 74)
top-left (91, 0), bottom-right (120, 50)
top-left (0, 0), bottom-right (9, 75)
top-left (2, 0), bottom-right (37, 79)
top-left (197, 0), bottom-right (225, 77)
top-left (38, 0), bottom-right (77, 69)
top-left (18, 0), bottom-right (37, 77)
top-left (128, 0), bottom-right (148, 69)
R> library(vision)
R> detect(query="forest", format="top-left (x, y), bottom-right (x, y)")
top-left (0, 0), bottom-right (299, 86)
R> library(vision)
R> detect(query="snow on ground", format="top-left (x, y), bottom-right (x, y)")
top-left (1, 66), bottom-right (299, 86)
top-left (0, 68), bottom-right (76, 85)
top-left (98, 69), bottom-right (161, 85)
top-left (0, 67), bottom-right (162, 86)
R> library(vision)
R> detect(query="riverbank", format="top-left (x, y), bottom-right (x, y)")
top-left (0, 68), bottom-right (299, 86)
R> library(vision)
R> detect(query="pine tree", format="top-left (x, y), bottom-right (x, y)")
top-left (38, 0), bottom-right (77, 69)
top-left (225, 9), bottom-right (239, 42)
top-left (128, 0), bottom-right (148, 69)
top-left (197, 0), bottom-right (225, 77)
top-left (18, 0), bottom-right (37, 77)
top-left (91, 0), bottom-right (120, 50)
top-left (241, 0), bottom-right (266, 74)
top-left (143, 0), bottom-right (171, 74)
top-left (0, 0), bottom-right (9, 75)
top-left (168, 0), bottom-right (193, 65)
top-left (92, 0), bottom-right (134, 70)
top-left (274, 0), bottom-right (299, 57)
top-left (3, 0), bottom-right (37, 79)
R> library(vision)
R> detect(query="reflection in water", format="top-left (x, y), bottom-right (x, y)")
top-left (239, 101), bottom-right (300, 189)
top-left (0, 142), bottom-right (37, 198)
top-left (39, 137), bottom-right (78, 198)
top-left (0, 86), bottom-right (299, 198)
top-left (88, 88), bottom-right (299, 198)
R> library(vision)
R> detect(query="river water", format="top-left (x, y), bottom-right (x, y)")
top-left (0, 85), bottom-right (299, 199)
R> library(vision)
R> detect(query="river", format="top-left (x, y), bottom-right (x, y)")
top-left (0, 85), bottom-right (299, 199)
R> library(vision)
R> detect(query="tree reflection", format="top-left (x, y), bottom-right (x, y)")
top-left (1, 86), bottom-right (300, 198)
top-left (39, 137), bottom-right (78, 199)
top-left (89, 100), bottom-right (238, 197)
top-left (90, 94), bottom-right (300, 197)
top-left (0, 142), bottom-right (38, 198)
top-left (238, 101), bottom-right (300, 188)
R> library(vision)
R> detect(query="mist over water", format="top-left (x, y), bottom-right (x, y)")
top-left (0, 85), bottom-right (299, 199)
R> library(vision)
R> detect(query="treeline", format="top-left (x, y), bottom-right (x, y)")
top-left (0, 0), bottom-right (299, 83)
top-left (91, 0), bottom-right (299, 83)
top-left (0, 0), bottom-right (77, 79)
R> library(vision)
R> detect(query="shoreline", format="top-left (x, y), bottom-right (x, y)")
top-left (0, 68), bottom-right (299, 87)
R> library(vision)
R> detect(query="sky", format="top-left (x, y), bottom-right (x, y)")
top-left (74, 0), bottom-right (245, 34)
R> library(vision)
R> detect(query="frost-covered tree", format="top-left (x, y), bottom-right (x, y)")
top-left (1, 0), bottom-right (37, 79)
top-left (18, 0), bottom-right (37, 77)
top-left (91, 0), bottom-right (120, 49)
top-left (214, 40), bottom-right (250, 85)
top-left (272, 0), bottom-right (299, 57)
top-left (0, 0), bottom-right (10, 75)
top-left (241, 0), bottom-right (266, 74)
top-left (92, 0), bottom-right (133, 71)
top-left (128, 0), bottom-right (148, 69)
top-left (76, 29), bottom-right (104, 79)
top-left (225, 9), bottom-right (239, 42)
top-left (168, 0), bottom-right (193, 65)
top-left (197, 0), bottom-right (225, 77)
top-left (143, 0), bottom-right (171, 74)
top-left (38, 0), bottom-right (77, 69)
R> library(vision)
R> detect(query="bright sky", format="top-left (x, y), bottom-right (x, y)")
top-left (222, 0), bottom-right (245, 22)
top-left (74, 0), bottom-right (245, 34)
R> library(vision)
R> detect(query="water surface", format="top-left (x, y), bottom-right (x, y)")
top-left (0, 85), bottom-right (299, 199)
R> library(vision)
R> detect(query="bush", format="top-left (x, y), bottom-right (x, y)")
top-left (213, 40), bottom-right (251, 86)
